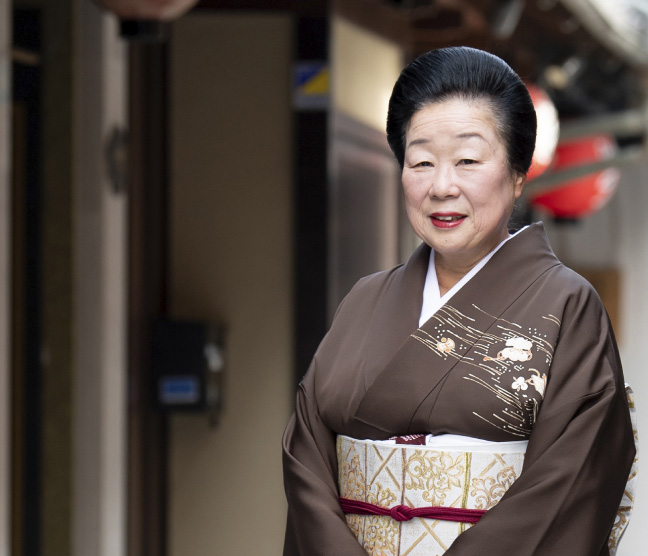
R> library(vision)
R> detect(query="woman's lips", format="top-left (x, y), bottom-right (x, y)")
top-left (430, 213), bottom-right (466, 229)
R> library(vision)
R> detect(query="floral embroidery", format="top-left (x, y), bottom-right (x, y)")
top-left (436, 337), bottom-right (455, 354)
top-left (527, 369), bottom-right (547, 397)
top-left (413, 304), bottom-right (558, 438)
top-left (471, 466), bottom-right (519, 510)
top-left (511, 370), bottom-right (546, 397)
top-left (512, 377), bottom-right (528, 391)
top-left (484, 336), bottom-right (533, 362)
top-left (501, 337), bottom-right (533, 361)
top-left (404, 450), bottom-right (464, 506)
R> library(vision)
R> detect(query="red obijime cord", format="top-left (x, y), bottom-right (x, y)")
top-left (339, 497), bottom-right (486, 524)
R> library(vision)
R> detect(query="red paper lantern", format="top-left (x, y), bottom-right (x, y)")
top-left (530, 134), bottom-right (621, 220)
top-left (95, 0), bottom-right (198, 21)
top-left (526, 84), bottom-right (559, 181)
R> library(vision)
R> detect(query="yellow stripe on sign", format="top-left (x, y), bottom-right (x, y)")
top-left (300, 67), bottom-right (329, 96)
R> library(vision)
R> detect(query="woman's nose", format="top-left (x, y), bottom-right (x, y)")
top-left (428, 166), bottom-right (459, 198)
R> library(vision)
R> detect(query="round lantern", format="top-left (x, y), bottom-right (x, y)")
top-left (95, 0), bottom-right (199, 21)
top-left (530, 134), bottom-right (621, 220)
top-left (526, 84), bottom-right (560, 181)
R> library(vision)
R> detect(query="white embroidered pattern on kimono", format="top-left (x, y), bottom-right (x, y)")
top-left (412, 305), bottom-right (558, 437)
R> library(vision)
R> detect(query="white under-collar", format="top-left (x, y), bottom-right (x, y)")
top-left (419, 227), bottom-right (528, 326)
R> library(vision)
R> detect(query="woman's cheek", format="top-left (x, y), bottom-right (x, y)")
top-left (403, 177), bottom-right (427, 205)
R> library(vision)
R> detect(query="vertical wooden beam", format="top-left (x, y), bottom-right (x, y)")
top-left (0, 0), bottom-right (11, 553)
top-left (41, 1), bottom-right (74, 554)
top-left (294, 12), bottom-right (330, 381)
top-left (127, 40), bottom-right (169, 556)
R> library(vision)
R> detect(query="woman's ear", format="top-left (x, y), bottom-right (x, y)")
top-left (514, 173), bottom-right (526, 199)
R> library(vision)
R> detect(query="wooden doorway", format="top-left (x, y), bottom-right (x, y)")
top-left (11, 7), bottom-right (42, 556)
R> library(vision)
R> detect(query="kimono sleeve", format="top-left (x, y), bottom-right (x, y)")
top-left (282, 273), bottom-right (388, 556)
top-left (282, 366), bottom-right (367, 556)
top-left (445, 281), bottom-right (636, 556)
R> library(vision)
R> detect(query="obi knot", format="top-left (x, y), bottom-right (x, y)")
top-left (389, 505), bottom-right (413, 522)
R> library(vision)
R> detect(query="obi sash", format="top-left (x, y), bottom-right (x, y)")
top-left (336, 434), bottom-right (527, 556)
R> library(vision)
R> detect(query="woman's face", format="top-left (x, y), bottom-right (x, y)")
top-left (402, 97), bottom-right (525, 270)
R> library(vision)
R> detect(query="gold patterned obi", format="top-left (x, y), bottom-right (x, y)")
top-left (337, 434), bottom-right (527, 556)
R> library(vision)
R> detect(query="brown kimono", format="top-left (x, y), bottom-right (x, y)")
top-left (282, 222), bottom-right (635, 556)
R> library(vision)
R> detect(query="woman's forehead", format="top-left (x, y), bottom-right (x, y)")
top-left (405, 98), bottom-right (502, 147)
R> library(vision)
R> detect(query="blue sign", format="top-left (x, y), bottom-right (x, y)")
top-left (159, 376), bottom-right (200, 405)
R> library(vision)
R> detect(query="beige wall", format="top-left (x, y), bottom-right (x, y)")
top-left (331, 16), bottom-right (403, 132)
top-left (169, 13), bottom-right (293, 556)
top-left (328, 15), bottom-right (407, 315)
top-left (72, 3), bottom-right (127, 556)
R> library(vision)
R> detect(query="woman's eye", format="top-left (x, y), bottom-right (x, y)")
top-left (459, 159), bottom-right (477, 165)
top-left (415, 161), bottom-right (433, 167)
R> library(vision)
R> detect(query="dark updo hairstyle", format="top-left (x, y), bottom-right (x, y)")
top-left (386, 46), bottom-right (537, 177)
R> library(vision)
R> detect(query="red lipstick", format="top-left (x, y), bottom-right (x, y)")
top-left (430, 212), bottom-right (466, 229)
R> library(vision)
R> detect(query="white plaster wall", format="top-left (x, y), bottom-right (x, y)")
top-left (72, 3), bottom-right (127, 556)
top-left (169, 13), bottom-right (293, 556)
top-left (541, 161), bottom-right (648, 556)
top-left (331, 16), bottom-right (403, 132)
top-left (329, 16), bottom-right (406, 314)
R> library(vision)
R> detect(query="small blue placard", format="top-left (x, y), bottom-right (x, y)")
top-left (293, 61), bottom-right (329, 110)
top-left (159, 376), bottom-right (200, 405)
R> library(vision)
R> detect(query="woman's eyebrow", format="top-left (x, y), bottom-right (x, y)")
top-left (406, 132), bottom-right (489, 150)
top-left (456, 132), bottom-right (487, 142)
top-left (406, 137), bottom-right (430, 148)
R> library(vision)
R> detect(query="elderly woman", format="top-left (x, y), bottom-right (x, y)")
top-left (282, 47), bottom-right (636, 556)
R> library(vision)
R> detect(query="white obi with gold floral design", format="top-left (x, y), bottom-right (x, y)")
top-left (337, 434), bottom-right (527, 556)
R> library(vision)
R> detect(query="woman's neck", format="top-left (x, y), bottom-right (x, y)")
top-left (434, 245), bottom-right (498, 296)
top-left (435, 260), bottom-right (474, 296)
